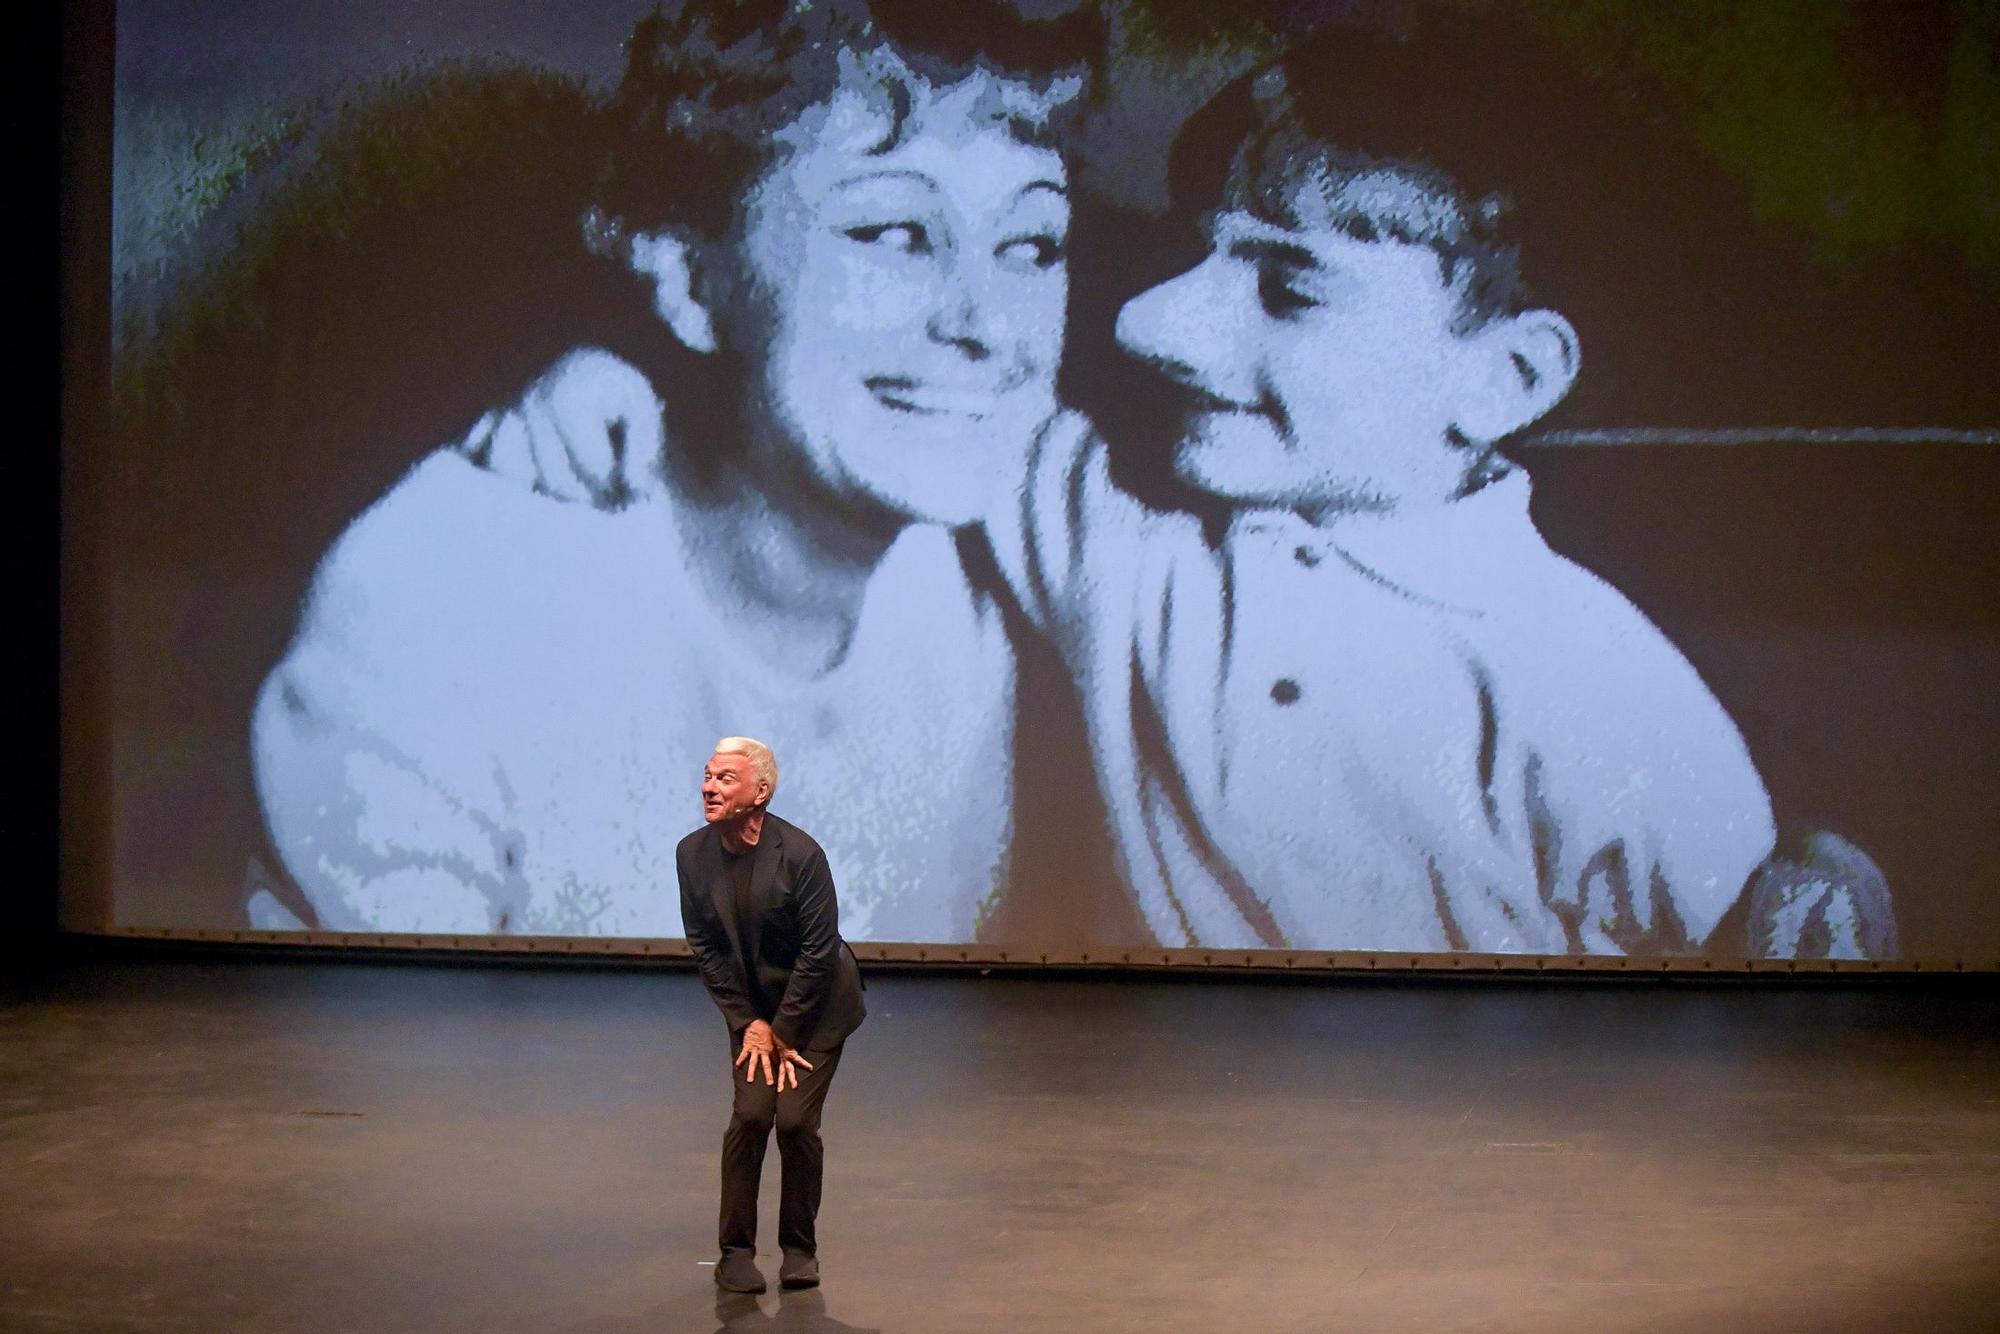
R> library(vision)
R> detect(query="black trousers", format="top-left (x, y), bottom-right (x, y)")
top-left (720, 1035), bottom-right (843, 1259)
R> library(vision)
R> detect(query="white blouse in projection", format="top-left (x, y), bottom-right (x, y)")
top-left (252, 351), bottom-right (1016, 941)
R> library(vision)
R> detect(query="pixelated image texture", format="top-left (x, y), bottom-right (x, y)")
top-left (106, 1), bottom-right (1999, 959)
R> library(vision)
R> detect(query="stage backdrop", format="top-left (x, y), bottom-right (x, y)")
top-left (90, 0), bottom-right (1999, 961)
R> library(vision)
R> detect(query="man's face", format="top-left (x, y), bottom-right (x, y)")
top-left (1115, 210), bottom-right (1486, 517)
top-left (730, 73), bottom-right (1071, 527)
top-left (701, 753), bottom-right (768, 824)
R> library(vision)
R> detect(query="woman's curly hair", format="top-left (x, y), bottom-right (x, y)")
top-left (597, 0), bottom-right (1099, 238)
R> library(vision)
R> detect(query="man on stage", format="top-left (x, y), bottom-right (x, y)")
top-left (678, 737), bottom-right (867, 1294)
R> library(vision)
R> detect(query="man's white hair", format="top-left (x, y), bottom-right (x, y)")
top-left (713, 736), bottom-right (778, 801)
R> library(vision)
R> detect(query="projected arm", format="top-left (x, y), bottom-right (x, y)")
top-left (453, 348), bottom-right (667, 510)
top-left (984, 409), bottom-right (1134, 652)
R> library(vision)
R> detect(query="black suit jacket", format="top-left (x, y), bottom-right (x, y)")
top-left (676, 812), bottom-right (866, 1052)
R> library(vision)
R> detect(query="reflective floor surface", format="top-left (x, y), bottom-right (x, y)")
top-left (4, 954), bottom-right (1997, 1332)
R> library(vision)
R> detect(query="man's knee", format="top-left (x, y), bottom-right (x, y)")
top-left (773, 1101), bottom-right (820, 1144)
top-left (729, 1099), bottom-right (776, 1139)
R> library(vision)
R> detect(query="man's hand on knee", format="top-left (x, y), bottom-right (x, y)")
top-left (736, 1020), bottom-right (778, 1086)
top-left (775, 1044), bottom-right (814, 1094)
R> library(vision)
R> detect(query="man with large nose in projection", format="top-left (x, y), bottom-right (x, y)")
top-left (989, 14), bottom-right (1787, 955)
top-left (679, 737), bottom-right (865, 1294)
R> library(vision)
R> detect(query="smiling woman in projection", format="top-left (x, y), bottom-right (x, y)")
top-left (250, 0), bottom-right (1091, 938)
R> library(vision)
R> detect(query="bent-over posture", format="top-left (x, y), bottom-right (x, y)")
top-left (678, 737), bottom-right (865, 1293)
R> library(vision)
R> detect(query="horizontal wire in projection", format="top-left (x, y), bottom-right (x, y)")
top-left (1526, 427), bottom-right (2000, 446)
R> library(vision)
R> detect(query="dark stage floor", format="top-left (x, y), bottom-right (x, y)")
top-left (4, 955), bottom-right (1998, 1333)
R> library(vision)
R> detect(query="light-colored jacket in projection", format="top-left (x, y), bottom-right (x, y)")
top-left (988, 410), bottom-right (1777, 954)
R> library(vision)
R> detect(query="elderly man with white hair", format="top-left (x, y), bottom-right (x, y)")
top-left (679, 736), bottom-right (866, 1295)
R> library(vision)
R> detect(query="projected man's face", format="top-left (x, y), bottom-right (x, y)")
top-left (1115, 210), bottom-right (1491, 517)
top-left (729, 82), bottom-right (1071, 527)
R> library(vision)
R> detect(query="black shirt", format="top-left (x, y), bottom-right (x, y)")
top-left (723, 843), bottom-right (770, 1014)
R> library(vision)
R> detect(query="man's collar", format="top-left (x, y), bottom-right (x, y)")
top-left (1228, 470), bottom-right (1542, 615)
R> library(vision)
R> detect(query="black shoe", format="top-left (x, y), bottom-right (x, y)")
top-left (778, 1252), bottom-right (820, 1289)
top-left (715, 1252), bottom-right (766, 1293)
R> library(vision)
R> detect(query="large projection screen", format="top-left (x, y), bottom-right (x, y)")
top-left (89, 0), bottom-right (1999, 964)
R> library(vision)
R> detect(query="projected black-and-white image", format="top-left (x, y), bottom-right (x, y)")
top-left (106, 0), bottom-right (2000, 959)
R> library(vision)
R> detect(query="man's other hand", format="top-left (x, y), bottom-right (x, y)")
top-left (775, 1046), bottom-right (815, 1094)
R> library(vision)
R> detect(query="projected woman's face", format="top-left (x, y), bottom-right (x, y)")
top-left (728, 79), bottom-right (1071, 527)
